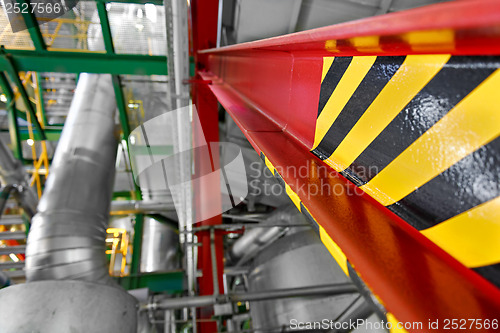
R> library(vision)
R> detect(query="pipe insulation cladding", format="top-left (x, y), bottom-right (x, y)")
top-left (26, 73), bottom-right (118, 285)
top-left (0, 74), bottom-right (137, 333)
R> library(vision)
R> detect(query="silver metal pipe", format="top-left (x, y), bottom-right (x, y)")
top-left (222, 212), bottom-right (271, 221)
top-left (232, 283), bottom-right (357, 303)
top-left (26, 74), bottom-right (118, 285)
top-left (149, 283), bottom-right (357, 310)
top-left (330, 296), bottom-right (374, 333)
top-left (164, 0), bottom-right (194, 329)
top-left (0, 139), bottom-right (38, 217)
top-left (229, 206), bottom-right (306, 265)
top-left (183, 223), bottom-right (310, 233)
top-left (110, 199), bottom-right (175, 215)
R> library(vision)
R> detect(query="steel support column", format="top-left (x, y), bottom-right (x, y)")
top-left (199, 0), bottom-right (500, 331)
top-left (96, 1), bottom-right (115, 54)
top-left (191, 1), bottom-right (223, 332)
top-left (15, 0), bottom-right (46, 51)
top-left (0, 72), bottom-right (23, 161)
top-left (3, 57), bottom-right (46, 140)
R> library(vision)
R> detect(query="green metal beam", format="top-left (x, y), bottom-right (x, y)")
top-left (129, 144), bottom-right (174, 155)
top-left (95, 0), bottom-right (163, 5)
top-left (16, 0), bottom-right (46, 51)
top-left (96, 1), bottom-right (115, 54)
top-left (112, 75), bottom-right (131, 138)
top-left (35, 73), bottom-right (48, 126)
top-left (0, 50), bottom-right (168, 75)
top-left (3, 57), bottom-right (46, 140)
top-left (129, 214), bottom-right (144, 289)
top-left (112, 191), bottom-right (133, 200)
top-left (0, 72), bottom-right (23, 161)
top-left (18, 128), bottom-right (62, 141)
top-left (117, 271), bottom-right (184, 293)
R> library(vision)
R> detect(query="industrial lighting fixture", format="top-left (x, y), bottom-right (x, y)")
top-left (0, 94), bottom-right (7, 103)
top-left (27, 139), bottom-right (34, 146)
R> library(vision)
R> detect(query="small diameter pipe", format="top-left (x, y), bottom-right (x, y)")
top-left (147, 283), bottom-right (358, 310)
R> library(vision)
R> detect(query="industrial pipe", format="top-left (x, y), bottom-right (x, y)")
top-left (0, 139), bottom-right (38, 217)
top-left (25, 74), bottom-right (119, 285)
top-left (228, 205), bottom-right (308, 265)
top-left (110, 199), bottom-right (175, 215)
top-left (0, 73), bottom-right (137, 333)
top-left (147, 283), bottom-right (358, 310)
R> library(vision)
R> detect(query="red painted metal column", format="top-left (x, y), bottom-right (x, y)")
top-left (198, 1), bottom-right (500, 332)
top-left (191, 1), bottom-right (224, 332)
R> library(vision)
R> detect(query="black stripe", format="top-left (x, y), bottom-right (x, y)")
top-left (300, 202), bottom-right (319, 234)
top-left (259, 151), bottom-right (266, 163)
top-left (340, 168), bottom-right (367, 187)
top-left (273, 170), bottom-right (286, 189)
top-left (312, 56), bottom-right (406, 160)
top-left (388, 136), bottom-right (500, 230)
top-left (347, 56), bottom-right (500, 184)
top-left (317, 57), bottom-right (353, 118)
top-left (473, 264), bottom-right (500, 289)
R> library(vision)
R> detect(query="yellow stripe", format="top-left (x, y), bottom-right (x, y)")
top-left (362, 69), bottom-right (500, 206)
top-left (263, 156), bottom-right (275, 175)
top-left (321, 57), bottom-right (334, 83)
top-left (349, 36), bottom-right (382, 53)
top-left (402, 29), bottom-right (455, 52)
top-left (313, 56), bottom-right (377, 149)
top-left (263, 155), bottom-right (302, 211)
top-left (285, 182), bottom-right (301, 210)
top-left (319, 225), bottom-right (349, 276)
top-left (421, 196), bottom-right (500, 268)
top-left (325, 54), bottom-right (450, 172)
top-left (387, 313), bottom-right (410, 333)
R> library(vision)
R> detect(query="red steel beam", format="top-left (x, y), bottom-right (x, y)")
top-left (191, 1), bottom-right (224, 332)
top-left (199, 0), bottom-right (500, 332)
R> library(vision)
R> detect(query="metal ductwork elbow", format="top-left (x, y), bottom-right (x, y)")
top-left (25, 73), bottom-right (118, 285)
top-left (0, 74), bottom-right (137, 333)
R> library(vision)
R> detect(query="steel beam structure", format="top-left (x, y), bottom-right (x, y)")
top-left (15, 0), bottom-right (46, 51)
top-left (96, 1), bottom-right (115, 54)
top-left (191, 1), bottom-right (223, 332)
top-left (199, 0), bottom-right (500, 331)
top-left (3, 57), bottom-right (46, 140)
top-left (0, 72), bottom-right (23, 161)
top-left (0, 50), bottom-right (168, 75)
top-left (17, 128), bottom-right (61, 141)
top-left (94, 0), bottom-right (163, 5)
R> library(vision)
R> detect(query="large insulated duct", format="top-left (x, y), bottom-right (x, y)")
top-left (248, 230), bottom-right (361, 331)
top-left (0, 139), bottom-right (38, 217)
top-left (0, 74), bottom-right (137, 333)
top-left (25, 73), bottom-right (118, 284)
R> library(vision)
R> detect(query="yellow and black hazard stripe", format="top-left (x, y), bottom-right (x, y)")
top-left (312, 55), bottom-right (500, 288)
top-left (260, 152), bottom-right (411, 333)
top-left (259, 151), bottom-right (351, 277)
